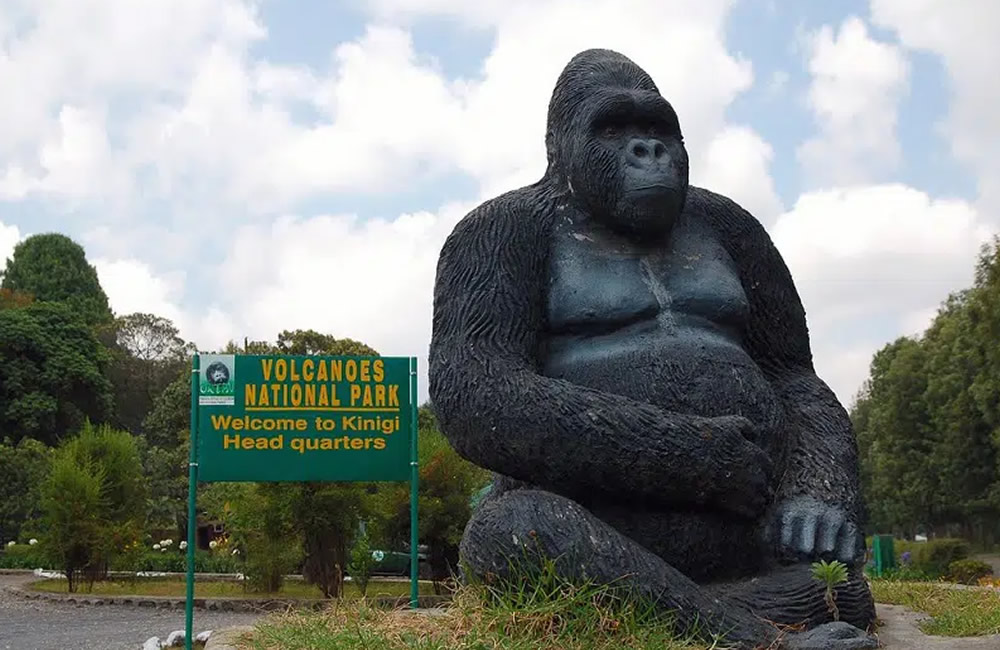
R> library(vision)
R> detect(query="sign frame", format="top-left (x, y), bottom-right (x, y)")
top-left (183, 353), bottom-right (420, 650)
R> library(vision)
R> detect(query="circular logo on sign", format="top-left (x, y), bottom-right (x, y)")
top-left (371, 550), bottom-right (385, 562)
top-left (205, 361), bottom-right (231, 385)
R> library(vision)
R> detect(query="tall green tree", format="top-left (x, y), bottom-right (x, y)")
top-left (0, 302), bottom-right (113, 444)
top-left (102, 313), bottom-right (194, 437)
top-left (852, 237), bottom-right (1000, 545)
top-left (1, 233), bottom-right (113, 327)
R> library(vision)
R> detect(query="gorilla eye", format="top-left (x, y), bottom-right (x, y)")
top-left (602, 125), bottom-right (620, 137)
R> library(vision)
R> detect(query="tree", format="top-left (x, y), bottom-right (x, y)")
top-left (265, 329), bottom-right (381, 597)
top-left (40, 422), bottom-right (148, 591)
top-left (377, 406), bottom-right (491, 592)
top-left (0, 437), bottom-right (52, 543)
top-left (1, 233), bottom-right (112, 327)
top-left (0, 302), bottom-right (113, 444)
top-left (102, 313), bottom-right (194, 437)
top-left (143, 370), bottom-right (191, 449)
top-left (852, 237), bottom-right (1000, 545)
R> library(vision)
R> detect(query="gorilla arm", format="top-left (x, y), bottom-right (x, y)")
top-left (428, 192), bottom-right (772, 516)
top-left (698, 188), bottom-right (866, 565)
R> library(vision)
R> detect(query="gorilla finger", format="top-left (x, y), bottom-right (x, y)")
top-left (797, 512), bottom-right (818, 555)
top-left (818, 510), bottom-right (843, 556)
top-left (837, 522), bottom-right (860, 564)
top-left (781, 510), bottom-right (800, 549)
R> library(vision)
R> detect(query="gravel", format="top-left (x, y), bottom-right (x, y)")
top-left (0, 574), bottom-right (263, 650)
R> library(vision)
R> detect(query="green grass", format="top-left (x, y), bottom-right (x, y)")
top-left (28, 577), bottom-right (435, 599)
top-left (239, 560), bottom-right (728, 650)
top-left (871, 579), bottom-right (1000, 637)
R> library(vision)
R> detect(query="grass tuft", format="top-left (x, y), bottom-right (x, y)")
top-left (871, 579), bottom-right (1000, 637)
top-left (243, 557), bottom-right (728, 649)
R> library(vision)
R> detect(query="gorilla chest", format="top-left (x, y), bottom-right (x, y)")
top-left (545, 218), bottom-right (749, 340)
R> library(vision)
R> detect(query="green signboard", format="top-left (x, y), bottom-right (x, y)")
top-left (184, 353), bottom-right (419, 650)
top-left (194, 354), bottom-right (414, 482)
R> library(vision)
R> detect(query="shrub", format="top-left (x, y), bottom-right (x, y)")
top-left (106, 548), bottom-right (241, 574)
top-left (0, 543), bottom-right (48, 569)
top-left (947, 559), bottom-right (994, 585)
top-left (40, 422), bottom-right (148, 591)
top-left (347, 529), bottom-right (375, 597)
top-left (876, 565), bottom-right (935, 582)
top-left (912, 538), bottom-right (970, 577)
top-left (40, 452), bottom-right (105, 592)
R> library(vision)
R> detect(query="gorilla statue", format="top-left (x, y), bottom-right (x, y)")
top-left (429, 49), bottom-right (877, 650)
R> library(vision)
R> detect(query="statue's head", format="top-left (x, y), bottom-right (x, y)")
top-left (544, 49), bottom-right (689, 239)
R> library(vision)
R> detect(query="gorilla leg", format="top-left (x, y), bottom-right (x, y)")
top-left (461, 488), bottom-right (781, 648)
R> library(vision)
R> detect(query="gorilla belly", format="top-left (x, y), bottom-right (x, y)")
top-left (542, 327), bottom-right (783, 448)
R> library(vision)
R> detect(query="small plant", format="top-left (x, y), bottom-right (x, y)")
top-left (811, 559), bottom-right (849, 621)
top-left (346, 529), bottom-right (375, 597)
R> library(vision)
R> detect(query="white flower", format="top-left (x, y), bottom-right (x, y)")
top-left (209, 540), bottom-right (218, 549)
top-left (160, 547), bottom-right (166, 553)
top-left (179, 541), bottom-right (187, 550)
top-left (6, 541), bottom-right (14, 547)
top-left (28, 538), bottom-right (37, 546)
top-left (153, 543), bottom-right (161, 550)
top-left (231, 549), bottom-right (239, 555)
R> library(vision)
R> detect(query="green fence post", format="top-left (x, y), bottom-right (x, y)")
top-left (409, 356), bottom-right (419, 609)
top-left (185, 354), bottom-right (200, 650)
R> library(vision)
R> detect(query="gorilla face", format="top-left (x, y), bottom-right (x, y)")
top-left (545, 49), bottom-right (690, 240)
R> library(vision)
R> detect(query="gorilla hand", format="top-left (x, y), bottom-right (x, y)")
top-left (703, 415), bottom-right (774, 520)
top-left (768, 496), bottom-right (863, 566)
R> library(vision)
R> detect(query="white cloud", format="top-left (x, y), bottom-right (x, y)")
top-left (797, 16), bottom-right (910, 185)
top-left (0, 221), bottom-right (21, 266)
top-left (215, 201), bottom-right (475, 394)
top-left (93, 257), bottom-right (237, 354)
top-left (94, 258), bottom-right (186, 322)
top-left (0, 0), bottom-right (264, 207)
top-left (695, 126), bottom-right (784, 222)
top-left (870, 0), bottom-right (1000, 217)
top-left (771, 184), bottom-right (992, 404)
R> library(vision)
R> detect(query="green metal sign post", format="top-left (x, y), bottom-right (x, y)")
top-left (183, 353), bottom-right (419, 650)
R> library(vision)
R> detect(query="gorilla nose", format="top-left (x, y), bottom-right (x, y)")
top-left (625, 138), bottom-right (669, 169)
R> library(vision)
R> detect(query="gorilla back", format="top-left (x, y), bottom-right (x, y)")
top-left (429, 48), bottom-right (877, 650)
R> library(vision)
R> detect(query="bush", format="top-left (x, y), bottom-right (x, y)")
top-left (107, 548), bottom-right (242, 574)
top-left (347, 529), bottom-right (375, 597)
top-left (875, 565), bottom-right (935, 582)
top-left (947, 559), bottom-right (994, 585)
top-left (40, 422), bottom-right (148, 591)
top-left (912, 538), bottom-right (970, 577)
top-left (0, 543), bottom-right (48, 569)
top-left (40, 452), bottom-right (106, 591)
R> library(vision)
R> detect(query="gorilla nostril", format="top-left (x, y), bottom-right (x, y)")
top-left (631, 142), bottom-right (648, 158)
top-left (654, 141), bottom-right (666, 158)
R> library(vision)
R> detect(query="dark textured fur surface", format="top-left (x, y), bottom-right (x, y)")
top-left (428, 49), bottom-right (876, 649)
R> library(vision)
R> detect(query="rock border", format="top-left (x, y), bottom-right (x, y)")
top-left (5, 580), bottom-right (450, 612)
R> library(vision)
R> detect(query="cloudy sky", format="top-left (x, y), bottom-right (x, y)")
top-left (1, 0), bottom-right (996, 407)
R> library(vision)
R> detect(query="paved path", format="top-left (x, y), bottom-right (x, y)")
top-left (0, 574), bottom-right (264, 650)
top-left (876, 603), bottom-right (1000, 649)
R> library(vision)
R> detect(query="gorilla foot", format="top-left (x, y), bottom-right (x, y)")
top-left (462, 488), bottom-right (782, 649)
